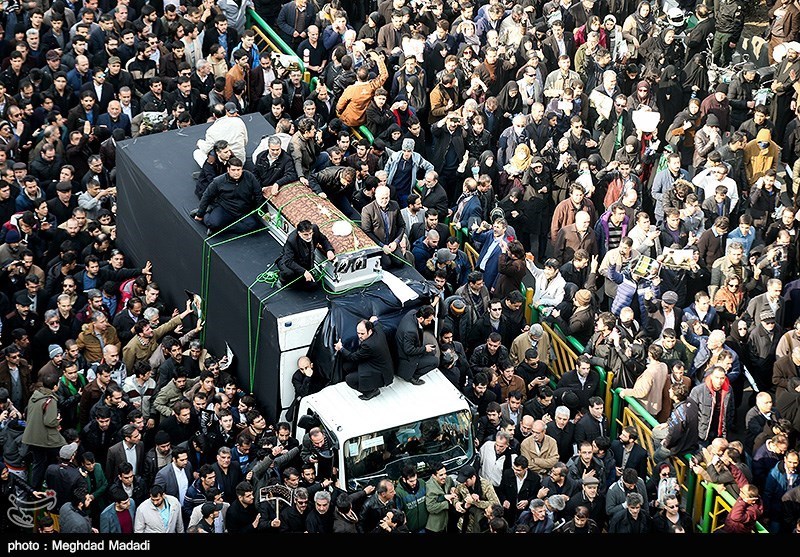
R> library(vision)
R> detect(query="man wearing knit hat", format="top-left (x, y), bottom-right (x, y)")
top-left (700, 84), bottom-right (731, 133)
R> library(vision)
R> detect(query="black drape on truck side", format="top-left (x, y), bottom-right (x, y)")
top-left (308, 275), bottom-right (435, 385)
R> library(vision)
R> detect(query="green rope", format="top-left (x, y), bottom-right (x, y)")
top-left (245, 260), bottom-right (326, 390)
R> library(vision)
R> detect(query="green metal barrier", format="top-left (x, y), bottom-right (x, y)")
top-left (247, 8), bottom-right (306, 75)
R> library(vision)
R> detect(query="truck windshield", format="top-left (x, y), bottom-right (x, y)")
top-left (343, 409), bottom-right (474, 490)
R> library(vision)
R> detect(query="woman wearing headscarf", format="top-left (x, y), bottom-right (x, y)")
top-left (390, 93), bottom-right (415, 130)
top-left (499, 144), bottom-right (532, 199)
top-left (456, 42), bottom-right (481, 78)
top-left (493, 239), bottom-right (528, 299)
top-left (639, 28), bottom-right (685, 83)
top-left (380, 122), bottom-right (405, 151)
top-left (656, 65), bottom-right (684, 141)
top-left (666, 97), bottom-right (702, 168)
top-left (574, 15), bottom-right (608, 48)
top-left (499, 187), bottom-right (531, 249)
top-left (495, 81), bottom-right (524, 133)
top-left (455, 20), bottom-right (481, 59)
top-left (714, 275), bottom-right (748, 332)
top-left (622, 1), bottom-right (655, 57)
top-left (682, 53), bottom-right (710, 103)
top-left (356, 12), bottom-right (381, 47)
top-left (626, 80), bottom-right (657, 111)
top-left (478, 150), bottom-right (499, 185)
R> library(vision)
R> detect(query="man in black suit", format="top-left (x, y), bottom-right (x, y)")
top-left (80, 67), bottom-right (116, 113)
top-left (497, 454), bottom-right (542, 524)
top-left (542, 20), bottom-right (576, 73)
top-left (360, 185), bottom-right (406, 269)
top-left (254, 136), bottom-right (298, 195)
top-left (408, 209), bottom-right (449, 245)
top-left (395, 305), bottom-right (438, 386)
top-left (334, 317), bottom-right (393, 400)
top-left (277, 220), bottom-right (335, 289)
top-left (609, 426), bottom-right (649, 480)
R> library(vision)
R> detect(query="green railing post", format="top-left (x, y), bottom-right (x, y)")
top-left (701, 482), bottom-right (714, 533)
top-left (685, 455), bottom-right (697, 517)
top-left (610, 391), bottom-right (621, 438)
top-left (247, 8), bottom-right (306, 74)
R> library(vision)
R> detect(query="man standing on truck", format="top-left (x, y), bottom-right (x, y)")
top-left (334, 316), bottom-right (394, 401)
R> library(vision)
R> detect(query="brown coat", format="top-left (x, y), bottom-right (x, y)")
top-left (224, 63), bottom-right (248, 102)
top-left (773, 354), bottom-right (800, 399)
top-left (769, 1), bottom-right (800, 42)
top-left (76, 323), bottom-right (122, 364)
top-left (657, 375), bottom-right (693, 423)
top-left (336, 57), bottom-right (387, 127)
top-left (0, 358), bottom-right (33, 409)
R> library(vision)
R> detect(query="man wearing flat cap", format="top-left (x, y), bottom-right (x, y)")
top-left (644, 289), bottom-right (684, 336)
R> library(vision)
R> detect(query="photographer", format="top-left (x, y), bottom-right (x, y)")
top-left (76, 178), bottom-right (116, 221)
top-left (300, 426), bottom-right (337, 482)
top-left (755, 231), bottom-right (795, 285)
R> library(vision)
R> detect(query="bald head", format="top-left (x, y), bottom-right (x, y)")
top-left (575, 211), bottom-right (591, 232)
top-left (375, 185), bottom-right (391, 208)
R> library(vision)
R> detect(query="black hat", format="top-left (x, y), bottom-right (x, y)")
top-left (55, 181), bottom-right (72, 192)
top-left (201, 502), bottom-right (223, 517)
top-left (456, 465), bottom-right (476, 483)
top-left (15, 293), bottom-right (32, 306)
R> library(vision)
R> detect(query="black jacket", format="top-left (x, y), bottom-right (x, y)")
top-left (339, 322), bottom-right (394, 391)
top-left (609, 439), bottom-right (649, 480)
top-left (277, 225), bottom-right (334, 278)
top-left (197, 169), bottom-right (263, 219)
top-left (497, 468), bottom-right (541, 523)
top-left (395, 309), bottom-right (439, 381)
top-left (429, 123), bottom-right (466, 172)
top-left (254, 150), bottom-right (297, 188)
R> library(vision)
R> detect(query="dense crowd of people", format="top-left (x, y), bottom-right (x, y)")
top-left (1, 0), bottom-right (800, 536)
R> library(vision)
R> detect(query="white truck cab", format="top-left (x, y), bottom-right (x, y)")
top-left (295, 369), bottom-right (476, 491)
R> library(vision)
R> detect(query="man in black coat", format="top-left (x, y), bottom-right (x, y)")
top-left (574, 396), bottom-right (611, 445)
top-left (276, 220), bottom-right (335, 289)
top-left (554, 355), bottom-right (601, 413)
top-left (254, 136), bottom-right (298, 195)
top-left (496, 454), bottom-right (542, 524)
top-left (395, 305), bottom-right (438, 385)
top-left (194, 158), bottom-right (268, 233)
top-left (609, 426), bottom-right (649, 480)
top-left (335, 317), bottom-right (393, 400)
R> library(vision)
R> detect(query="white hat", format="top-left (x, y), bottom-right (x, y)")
top-left (774, 42), bottom-right (788, 62)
